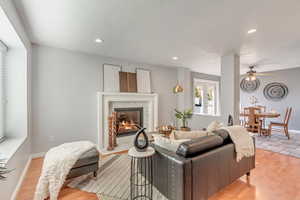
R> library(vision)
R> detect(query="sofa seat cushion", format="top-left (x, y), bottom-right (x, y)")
top-left (176, 135), bottom-right (224, 158)
top-left (72, 148), bottom-right (99, 168)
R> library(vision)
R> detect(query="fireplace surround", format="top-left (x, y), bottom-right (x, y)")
top-left (97, 92), bottom-right (158, 153)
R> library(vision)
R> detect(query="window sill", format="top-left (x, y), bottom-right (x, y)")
top-left (193, 113), bottom-right (221, 117)
top-left (0, 136), bottom-right (27, 164)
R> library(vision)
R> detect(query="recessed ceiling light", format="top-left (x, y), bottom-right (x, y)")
top-left (247, 29), bottom-right (257, 34)
top-left (95, 38), bottom-right (103, 43)
top-left (172, 56), bottom-right (178, 60)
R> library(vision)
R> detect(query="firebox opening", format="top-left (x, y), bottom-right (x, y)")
top-left (114, 107), bottom-right (143, 137)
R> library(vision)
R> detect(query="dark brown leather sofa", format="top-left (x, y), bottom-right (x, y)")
top-left (151, 130), bottom-right (255, 200)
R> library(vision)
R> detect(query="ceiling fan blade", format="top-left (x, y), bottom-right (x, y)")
top-left (256, 73), bottom-right (273, 76)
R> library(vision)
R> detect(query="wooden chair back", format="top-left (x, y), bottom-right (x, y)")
top-left (244, 107), bottom-right (261, 126)
top-left (284, 107), bottom-right (292, 125)
top-left (256, 105), bottom-right (266, 112)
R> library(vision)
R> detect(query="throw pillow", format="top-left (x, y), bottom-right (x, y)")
top-left (207, 121), bottom-right (223, 132)
top-left (170, 130), bottom-right (213, 140)
top-left (153, 135), bottom-right (190, 152)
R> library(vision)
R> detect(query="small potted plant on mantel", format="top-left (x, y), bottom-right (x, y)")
top-left (174, 109), bottom-right (193, 131)
top-left (0, 158), bottom-right (13, 181)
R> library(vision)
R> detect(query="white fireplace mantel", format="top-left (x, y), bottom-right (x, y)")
top-left (97, 92), bottom-right (158, 151)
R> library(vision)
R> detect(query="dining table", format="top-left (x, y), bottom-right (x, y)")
top-left (240, 112), bottom-right (280, 118)
top-left (240, 110), bottom-right (280, 133)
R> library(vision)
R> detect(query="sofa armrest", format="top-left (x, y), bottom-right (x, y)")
top-left (151, 144), bottom-right (192, 200)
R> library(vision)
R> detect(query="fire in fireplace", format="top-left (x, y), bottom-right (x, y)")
top-left (114, 107), bottom-right (143, 137)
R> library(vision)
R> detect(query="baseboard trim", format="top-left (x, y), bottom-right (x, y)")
top-left (31, 152), bottom-right (46, 158)
top-left (289, 129), bottom-right (300, 134)
top-left (10, 156), bottom-right (32, 200)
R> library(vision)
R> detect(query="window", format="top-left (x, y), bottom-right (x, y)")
top-left (193, 78), bottom-right (220, 116)
top-left (0, 41), bottom-right (7, 143)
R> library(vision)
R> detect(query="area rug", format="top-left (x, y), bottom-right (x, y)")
top-left (68, 154), bottom-right (168, 200)
top-left (253, 131), bottom-right (300, 158)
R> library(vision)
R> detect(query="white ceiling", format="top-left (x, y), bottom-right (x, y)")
top-left (13, 0), bottom-right (300, 75)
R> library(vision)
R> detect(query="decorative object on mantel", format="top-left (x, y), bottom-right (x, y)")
top-left (107, 112), bottom-right (117, 151)
top-left (240, 77), bottom-right (260, 93)
top-left (0, 158), bottom-right (13, 181)
top-left (174, 109), bottom-right (193, 131)
top-left (157, 125), bottom-right (176, 137)
top-left (103, 64), bottom-right (121, 92)
top-left (173, 82), bottom-right (184, 94)
top-left (134, 127), bottom-right (149, 152)
top-left (263, 82), bottom-right (289, 101)
top-left (136, 69), bottom-right (152, 93)
top-left (119, 71), bottom-right (137, 92)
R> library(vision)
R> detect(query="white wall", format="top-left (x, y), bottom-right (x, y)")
top-left (0, 0), bottom-right (31, 199)
top-left (31, 45), bottom-right (177, 154)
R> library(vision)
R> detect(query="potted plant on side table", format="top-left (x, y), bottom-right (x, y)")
top-left (174, 109), bottom-right (193, 131)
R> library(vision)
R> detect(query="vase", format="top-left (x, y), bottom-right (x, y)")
top-left (134, 128), bottom-right (149, 152)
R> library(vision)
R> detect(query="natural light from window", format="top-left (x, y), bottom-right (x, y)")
top-left (193, 78), bottom-right (220, 116)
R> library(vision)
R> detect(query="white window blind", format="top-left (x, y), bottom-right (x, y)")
top-left (0, 41), bottom-right (7, 143)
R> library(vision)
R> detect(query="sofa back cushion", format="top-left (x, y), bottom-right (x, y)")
top-left (212, 129), bottom-right (231, 144)
top-left (170, 130), bottom-right (213, 140)
top-left (176, 135), bottom-right (224, 158)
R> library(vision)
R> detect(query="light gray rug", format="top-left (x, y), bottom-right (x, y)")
top-left (68, 154), bottom-right (168, 200)
top-left (254, 131), bottom-right (300, 158)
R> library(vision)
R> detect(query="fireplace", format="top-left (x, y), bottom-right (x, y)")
top-left (114, 107), bottom-right (143, 137)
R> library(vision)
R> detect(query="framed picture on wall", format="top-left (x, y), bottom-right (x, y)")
top-left (103, 64), bottom-right (121, 92)
top-left (136, 68), bottom-right (151, 93)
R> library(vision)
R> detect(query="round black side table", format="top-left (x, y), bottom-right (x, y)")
top-left (128, 147), bottom-right (155, 200)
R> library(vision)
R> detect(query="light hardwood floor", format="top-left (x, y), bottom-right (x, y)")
top-left (17, 149), bottom-right (300, 200)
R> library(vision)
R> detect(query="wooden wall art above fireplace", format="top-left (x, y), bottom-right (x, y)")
top-left (103, 64), bottom-right (152, 93)
top-left (119, 72), bottom-right (137, 93)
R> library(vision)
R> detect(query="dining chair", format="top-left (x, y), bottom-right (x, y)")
top-left (244, 107), bottom-right (261, 133)
top-left (256, 105), bottom-right (266, 112)
top-left (268, 107), bottom-right (292, 139)
top-left (256, 105), bottom-right (266, 128)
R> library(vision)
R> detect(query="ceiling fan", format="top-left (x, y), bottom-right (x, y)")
top-left (242, 66), bottom-right (272, 81)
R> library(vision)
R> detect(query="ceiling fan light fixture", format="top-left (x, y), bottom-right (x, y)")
top-left (250, 76), bottom-right (256, 81)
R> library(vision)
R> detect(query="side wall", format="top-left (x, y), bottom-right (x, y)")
top-left (240, 67), bottom-right (300, 131)
top-left (31, 45), bottom-right (178, 154)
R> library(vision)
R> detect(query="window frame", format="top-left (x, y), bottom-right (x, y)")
top-left (0, 40), bottom-right (8, 143)
top-left (193, 78), bottom-right (220, 116)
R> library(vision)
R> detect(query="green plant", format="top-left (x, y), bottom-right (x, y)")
top-left (207, 88), bottom-right (213, 101)
top-left (174, 109), bottom-right (193, 128)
